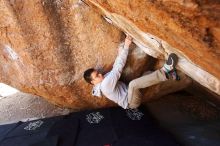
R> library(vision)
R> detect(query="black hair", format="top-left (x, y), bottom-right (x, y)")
top-left (83, 68), bottom-right (95, 84)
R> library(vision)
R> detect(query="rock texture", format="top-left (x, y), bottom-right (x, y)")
top-left (0, 0), bottom-right (219, 109)
top-left (0, 0), bottom-right (122, 109)
top-left (85, 0), bottom-right (220, 95)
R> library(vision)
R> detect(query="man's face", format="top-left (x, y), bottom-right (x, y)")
top-left (91, 70), bottom-right (104, 85)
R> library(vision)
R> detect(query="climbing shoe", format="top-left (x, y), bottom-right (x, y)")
top-left (162, 53), bottom-right (178, 73)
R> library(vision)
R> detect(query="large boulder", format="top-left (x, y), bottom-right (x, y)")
top-left (85, 0), bottom-right (220, 95)
top-left (0, 0), bottom-right (148, 109)
top-left (0, 0), bottom-right (118, 109)
top-left (0, 0), bottom-right (219, 109)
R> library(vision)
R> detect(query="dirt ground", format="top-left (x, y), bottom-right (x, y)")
top-left (0, 92), bottom-right (73, 125)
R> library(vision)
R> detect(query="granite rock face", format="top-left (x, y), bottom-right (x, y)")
top-left (85, 0), bottom-right (220, 95)
top-left (0, 0), bottom-right (121, 109)
top-left (0, 0), bottom-right (219, 109)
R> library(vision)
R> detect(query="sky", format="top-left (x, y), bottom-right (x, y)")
top-left (0, 83), bottom-right (19, 97)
